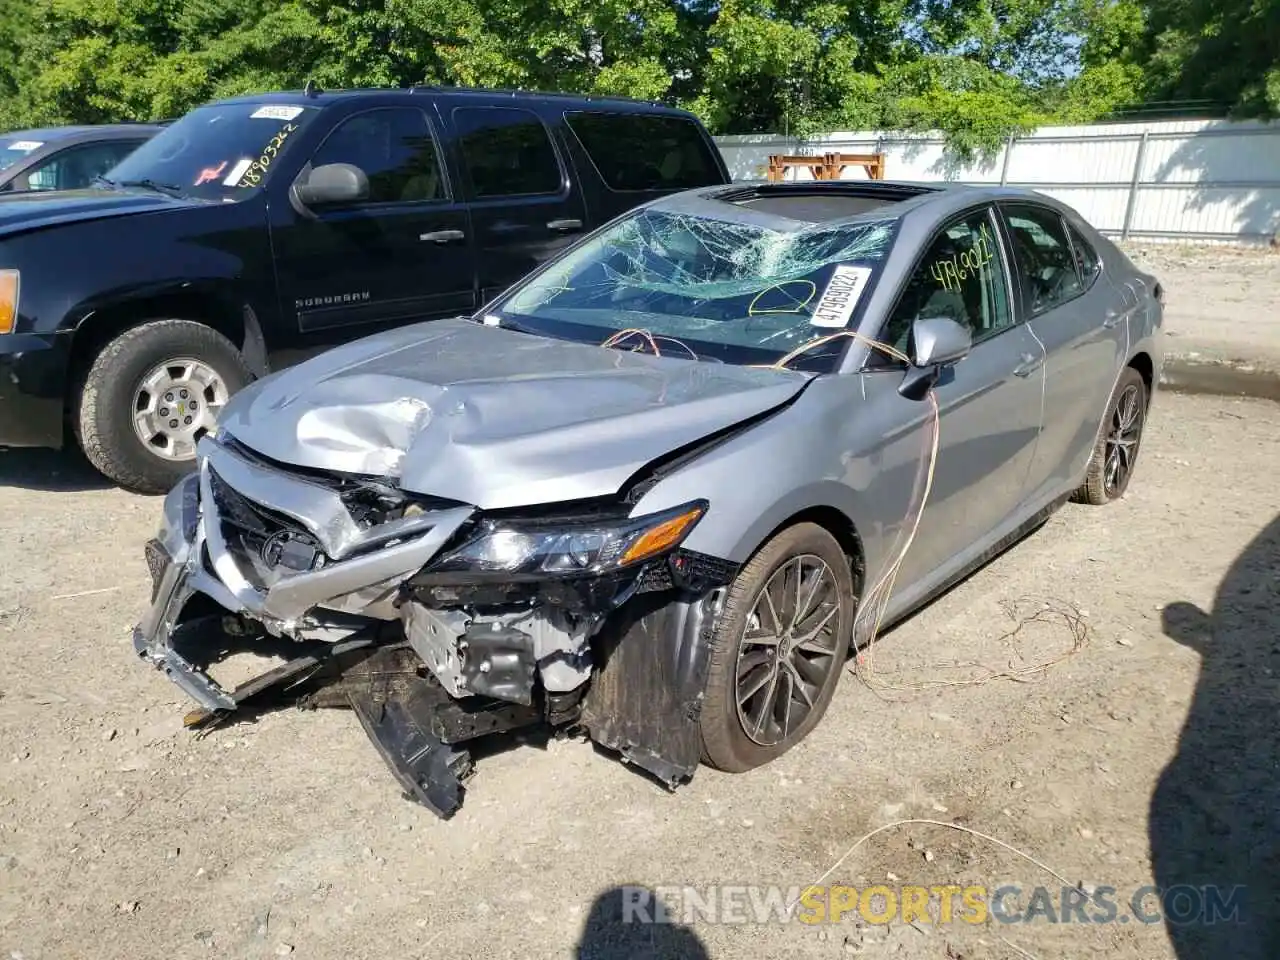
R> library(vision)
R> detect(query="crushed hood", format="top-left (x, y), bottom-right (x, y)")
top-left (217, 318), bottom-right (809, 509)
top-left (0, 189), bottom-right (189, 238)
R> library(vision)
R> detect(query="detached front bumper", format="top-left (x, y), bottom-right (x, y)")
top-left (133, 439), bottom-right (474, 713)
top-left (133, 437), bottom-right (737, 816)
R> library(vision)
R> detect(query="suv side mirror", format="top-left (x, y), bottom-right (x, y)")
top-left (898, 316), bottom-right (972, 401)
top-left (292, 163), bottom-right (369, 210)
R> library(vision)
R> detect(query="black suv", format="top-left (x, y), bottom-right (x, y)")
top-left (0, 87), bottom-right (729, 492)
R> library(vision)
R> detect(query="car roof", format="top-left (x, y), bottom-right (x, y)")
top-left (646, 180), bottom-right (1066, 226)
top-left (1, 123), bottom-right (164, 141)
top-left (208, 86), bottom-right (698, 117)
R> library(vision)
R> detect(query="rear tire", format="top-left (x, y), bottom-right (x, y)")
top-left (700, 523), bottom-right (855, 772)
top-left (1072, 366), bottom-right (1147, 505)
top-left (75, 319), bottom-right (252, 494)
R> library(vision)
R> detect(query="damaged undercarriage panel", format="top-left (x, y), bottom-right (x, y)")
top-left (134, 435), bottom-right (738, 819)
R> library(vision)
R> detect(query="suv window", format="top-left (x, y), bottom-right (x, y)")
top-left (1066, 222), bottom-right (1101, 283)
top-left (25, 140), bottom-right (143, 191)
top-left (565, 112), bottom-right (719, 191)
top-left (1002, 204), bottom-right (1083, 313)
top-left (453, 107), bottom-right (562, 199)
top-left (879, 209), bottom-right (1011, 359)
top-left (311, 108), bottom-right (444, 204)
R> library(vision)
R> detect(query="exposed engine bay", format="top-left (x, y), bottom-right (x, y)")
top-left (134, 435), bottom-right (740, 819)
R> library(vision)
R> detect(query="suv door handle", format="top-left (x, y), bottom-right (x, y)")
top-left (1102, 311), bottom-right (1126, 329)
top-left (1013, 352), bottom-right (1044, 377)
top-left (420, 229), bottom-right (465, 244)
top-left (547, 219), bottom-right (583, 233)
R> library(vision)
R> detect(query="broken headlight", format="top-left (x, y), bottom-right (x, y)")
top-left (423, 501), bottom-right (707, 579)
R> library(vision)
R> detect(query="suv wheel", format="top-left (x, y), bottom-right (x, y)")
top-left (75, 319), bottom-right (252, 494)
top-left (700, 523), bottom-right (855, 772)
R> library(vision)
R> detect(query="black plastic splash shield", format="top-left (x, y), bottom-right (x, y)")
top-left (581, 588), bottom-right (723, 787)
top-left (349, 683), bottom-right (474, 819)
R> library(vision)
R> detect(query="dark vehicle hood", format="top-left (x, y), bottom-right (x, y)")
top-left (217, 317), bottom-right (809, 510)
top-left (0, 189), bottom-right (190, 238)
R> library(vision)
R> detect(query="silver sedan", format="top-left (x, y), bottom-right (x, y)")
top-left (133, 181), bottom-right (1164, 817)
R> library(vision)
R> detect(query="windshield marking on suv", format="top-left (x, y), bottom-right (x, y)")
top-left (236, 121), bottom-right (301, 188)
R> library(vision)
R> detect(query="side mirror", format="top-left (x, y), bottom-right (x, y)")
top-left (292, 163), bottom-right (369, 210)
top-left (912, 316), bottom-right (972, 367)
top-left (898, 316), bottom-right (972, 401)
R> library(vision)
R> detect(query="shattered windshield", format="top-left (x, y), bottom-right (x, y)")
top-left (101, 103), bottom-right (319, 200)
top-left (497, 208), bottom-right (898, 370)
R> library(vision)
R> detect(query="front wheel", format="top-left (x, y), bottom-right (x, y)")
top-left (700, 523), bottom-right (855, 772)
top-left (75, 319), bottom-right (252, 494)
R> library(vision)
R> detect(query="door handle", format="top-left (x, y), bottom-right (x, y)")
top-left (1013, 352), bottom-right (1044, 377)
top-left (1102, 311), bottom-right (1126, 329)
top-left (420, 229), bottom-right (465, 244)
top-left (547, 218), bottom-right (583, 233)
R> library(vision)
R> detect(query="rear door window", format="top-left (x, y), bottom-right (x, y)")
top-left (1001, 204), bottom-right (1084, 314)
top-left (1065, 222), bottom-right (1101, 284)
top-left (452, 107), bottom-right (563, 199)
top-left (565, 112), bottom-right (720, 191)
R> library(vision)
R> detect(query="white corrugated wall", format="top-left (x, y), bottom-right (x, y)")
top-left (713, 120), bottom-right (1280, 242)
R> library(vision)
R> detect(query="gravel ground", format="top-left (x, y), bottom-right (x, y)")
top-left (1121, 242), bottom-right (1280, 371)
top-left (1, 387), bottom-right (1277, 960)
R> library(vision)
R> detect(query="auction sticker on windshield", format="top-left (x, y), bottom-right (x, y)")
top-left (251, 105), bottom-right (304, 121)
top-left (7, 141), bottom-right (43, 152)
top-left (810, 265), bottom-right (872, 328)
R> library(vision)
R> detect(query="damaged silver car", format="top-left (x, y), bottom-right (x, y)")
top-left (134, 181), bottom-right (1164, 817)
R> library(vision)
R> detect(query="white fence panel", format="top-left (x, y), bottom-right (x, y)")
top-left (713, 120), bottom-right (1280, 242)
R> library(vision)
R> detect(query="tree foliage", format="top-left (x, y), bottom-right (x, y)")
top-left (0, 0), bottom-right (1276, 156)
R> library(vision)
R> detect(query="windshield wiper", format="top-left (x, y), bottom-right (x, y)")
top-left (90, 175), bottom-right (118, 190)
top-left (116, 178), bottom-right (185, 198)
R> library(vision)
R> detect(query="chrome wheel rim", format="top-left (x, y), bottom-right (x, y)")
top-left (131, 358), bottom-right (227, 462)
top-left (1104, 383), bottom-right (1143, 496)
top-left (735, 554), bottom-right (842, 747)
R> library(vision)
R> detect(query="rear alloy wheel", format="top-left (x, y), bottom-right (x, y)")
top-left (1073, 366), bottom-right (1148, 505)
top-left (75, 319), bottom-right (252, 494)
top-left (700, 523), bottom-right (855, 772)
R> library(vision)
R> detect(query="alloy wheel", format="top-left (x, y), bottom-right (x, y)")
top-left (1104, 383), bottom-right (1143, 496)
top-left (734, 554), bottom-right (843, 747)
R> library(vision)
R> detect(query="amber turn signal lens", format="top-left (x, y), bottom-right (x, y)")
top-left (0, 270), bottom-right (18, 335)
top-left (620, 505), bottom-right (705, 566)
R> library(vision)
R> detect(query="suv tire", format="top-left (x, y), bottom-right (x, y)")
top-left (75, 319), bottom-right (252, 494)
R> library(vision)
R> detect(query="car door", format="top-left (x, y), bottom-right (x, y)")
top-left (443, 104), bottom-right (588, 305)
top-left (871, 205), bottom-right (1046, 587)
top-left (999, 203), bottom-right (1127, 506)
top-left (270, 105), bottom-right (478, 341)
top-left (14, 139), bottom-right (147, 191)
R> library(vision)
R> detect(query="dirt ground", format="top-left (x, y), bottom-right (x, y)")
top-left (0, 386), bottom-right (1276, 959)
top-left (1121, 242), bottom-right (1280, 371)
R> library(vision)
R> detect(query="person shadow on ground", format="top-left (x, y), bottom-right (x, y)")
top-left (575, 886), bottom-right (711, 960)
top-left (1153, 514), bottom-right (1280, 959)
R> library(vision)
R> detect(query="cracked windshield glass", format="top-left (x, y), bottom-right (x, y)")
top-left (100, 102), bottom-right (319, 200)
top-left (499, 209), bottom-right (898, 370)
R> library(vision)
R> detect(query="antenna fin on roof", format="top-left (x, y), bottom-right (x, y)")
top-left (303, 79), bottom-right (322, 98)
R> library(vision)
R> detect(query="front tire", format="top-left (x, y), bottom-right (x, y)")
top-left (700, 523), bottom-right (855, 772)
top-left (1073, 366), bottom-right (1148, 505)
top-left (75, 319), bottom-right (252, 494)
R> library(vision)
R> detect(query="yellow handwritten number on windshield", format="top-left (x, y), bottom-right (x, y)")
top-left (237, 122), bottom-right (299, 188)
